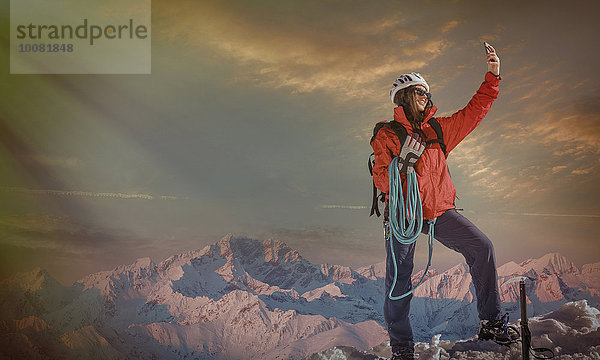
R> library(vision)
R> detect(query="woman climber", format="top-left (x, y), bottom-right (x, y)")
top-left (370, 43), bottom-right (516, 360)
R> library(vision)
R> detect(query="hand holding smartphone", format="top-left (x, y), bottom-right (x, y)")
top-left (483, 42), bottom-right (500, 76)
top-left (484, 42), bottom-right (496, 61)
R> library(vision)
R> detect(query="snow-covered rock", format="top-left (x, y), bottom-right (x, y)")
top-left (308, 300), bottom-right (600, 359)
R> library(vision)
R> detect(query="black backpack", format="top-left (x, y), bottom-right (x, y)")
top-left (368, 118), bottom-right (447, 217)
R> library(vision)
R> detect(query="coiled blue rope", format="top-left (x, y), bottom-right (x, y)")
top-left (387, 156), bottom-right (436, 300)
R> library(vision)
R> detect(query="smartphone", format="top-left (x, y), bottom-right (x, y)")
top-left (483, 42), bottom-right (493, 54)
top-left (484, 42), bottom-right (497, 62)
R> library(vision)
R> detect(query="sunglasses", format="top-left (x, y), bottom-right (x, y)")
top-left (414, 87), bottom-right (431, 99)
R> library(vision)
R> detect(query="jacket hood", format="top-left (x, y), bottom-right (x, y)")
top-left (393, 105), bottom-right (437, 128)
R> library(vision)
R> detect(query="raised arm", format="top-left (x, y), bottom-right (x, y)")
top-left (437, 44), bottom-right (501, 154)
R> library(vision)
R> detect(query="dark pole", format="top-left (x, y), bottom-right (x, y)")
top-left (520, 279), bottom-right (530, 360)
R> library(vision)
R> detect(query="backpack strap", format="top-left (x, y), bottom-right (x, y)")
top-left (369, 121), bottom-right (408, 217)
top-left (425, 118), bottom-right (447, 156)
top-left (371, 120), bottom-right (408, 152)
top-left (368, 152), bottom-right (382, 217)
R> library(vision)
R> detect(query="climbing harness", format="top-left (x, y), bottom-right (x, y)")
top-left (386, 156), bottom-right (436, 300)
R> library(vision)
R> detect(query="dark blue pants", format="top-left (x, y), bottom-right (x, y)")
top-left (383, 209), bottom-right (501, 350)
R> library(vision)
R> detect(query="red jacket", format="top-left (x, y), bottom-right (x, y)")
top-left (371, 72), bottom-right (501, 220)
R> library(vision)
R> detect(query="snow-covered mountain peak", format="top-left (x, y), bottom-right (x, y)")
top-left (108, 256), bottom-right (157, 276)
top-left (213, 234), bottom-right (302, 265)
top-left (262, 238), bottom-right (302, 263)
top-left (535, 252), bottom-right (578, 274)
top-left (0, 267), bottom-right (54, 292)
top-left (413, 262), bottom-right (473, 301)
top-left (582, 262), bottom-right (600, 274)
top-left (0, 267), bottom-right (78, 322)
top-left (498, 252), bottom-right (578, 277)
top-left (356, 261), bottom-right (385, 280)
top-left (133, 257), bottom-right (153, 268)
top-left (215, 233), bottom-right (235, 258)
top-left (75, 255), bottom-right (159, 300)
top-left (445, 262), bottom-right (469, 275)
top-left (320, 264), bottom-right (355, 284)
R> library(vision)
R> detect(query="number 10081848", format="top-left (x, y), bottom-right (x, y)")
top-left (18, 43), bottom-right (74, 52)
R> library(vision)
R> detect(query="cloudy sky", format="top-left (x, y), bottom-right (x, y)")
top-left (1, 0), bottom-right (599, 284)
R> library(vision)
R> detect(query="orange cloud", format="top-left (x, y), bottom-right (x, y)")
top-left (440, 20), bottom-right (460, 33)
top-left (152, 1), bottom-right (452, 100)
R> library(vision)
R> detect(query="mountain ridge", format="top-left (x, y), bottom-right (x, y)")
top-left (1, 234), bottom-right (598, 359)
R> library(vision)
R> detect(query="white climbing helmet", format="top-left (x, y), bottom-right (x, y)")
top-left (390, 73), bottom-right (429, 105)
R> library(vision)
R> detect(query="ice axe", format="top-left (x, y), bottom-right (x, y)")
top-left (519, 279), bottom-right (554, 359)
top-left (520, 279), bottom-right (531, 360)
